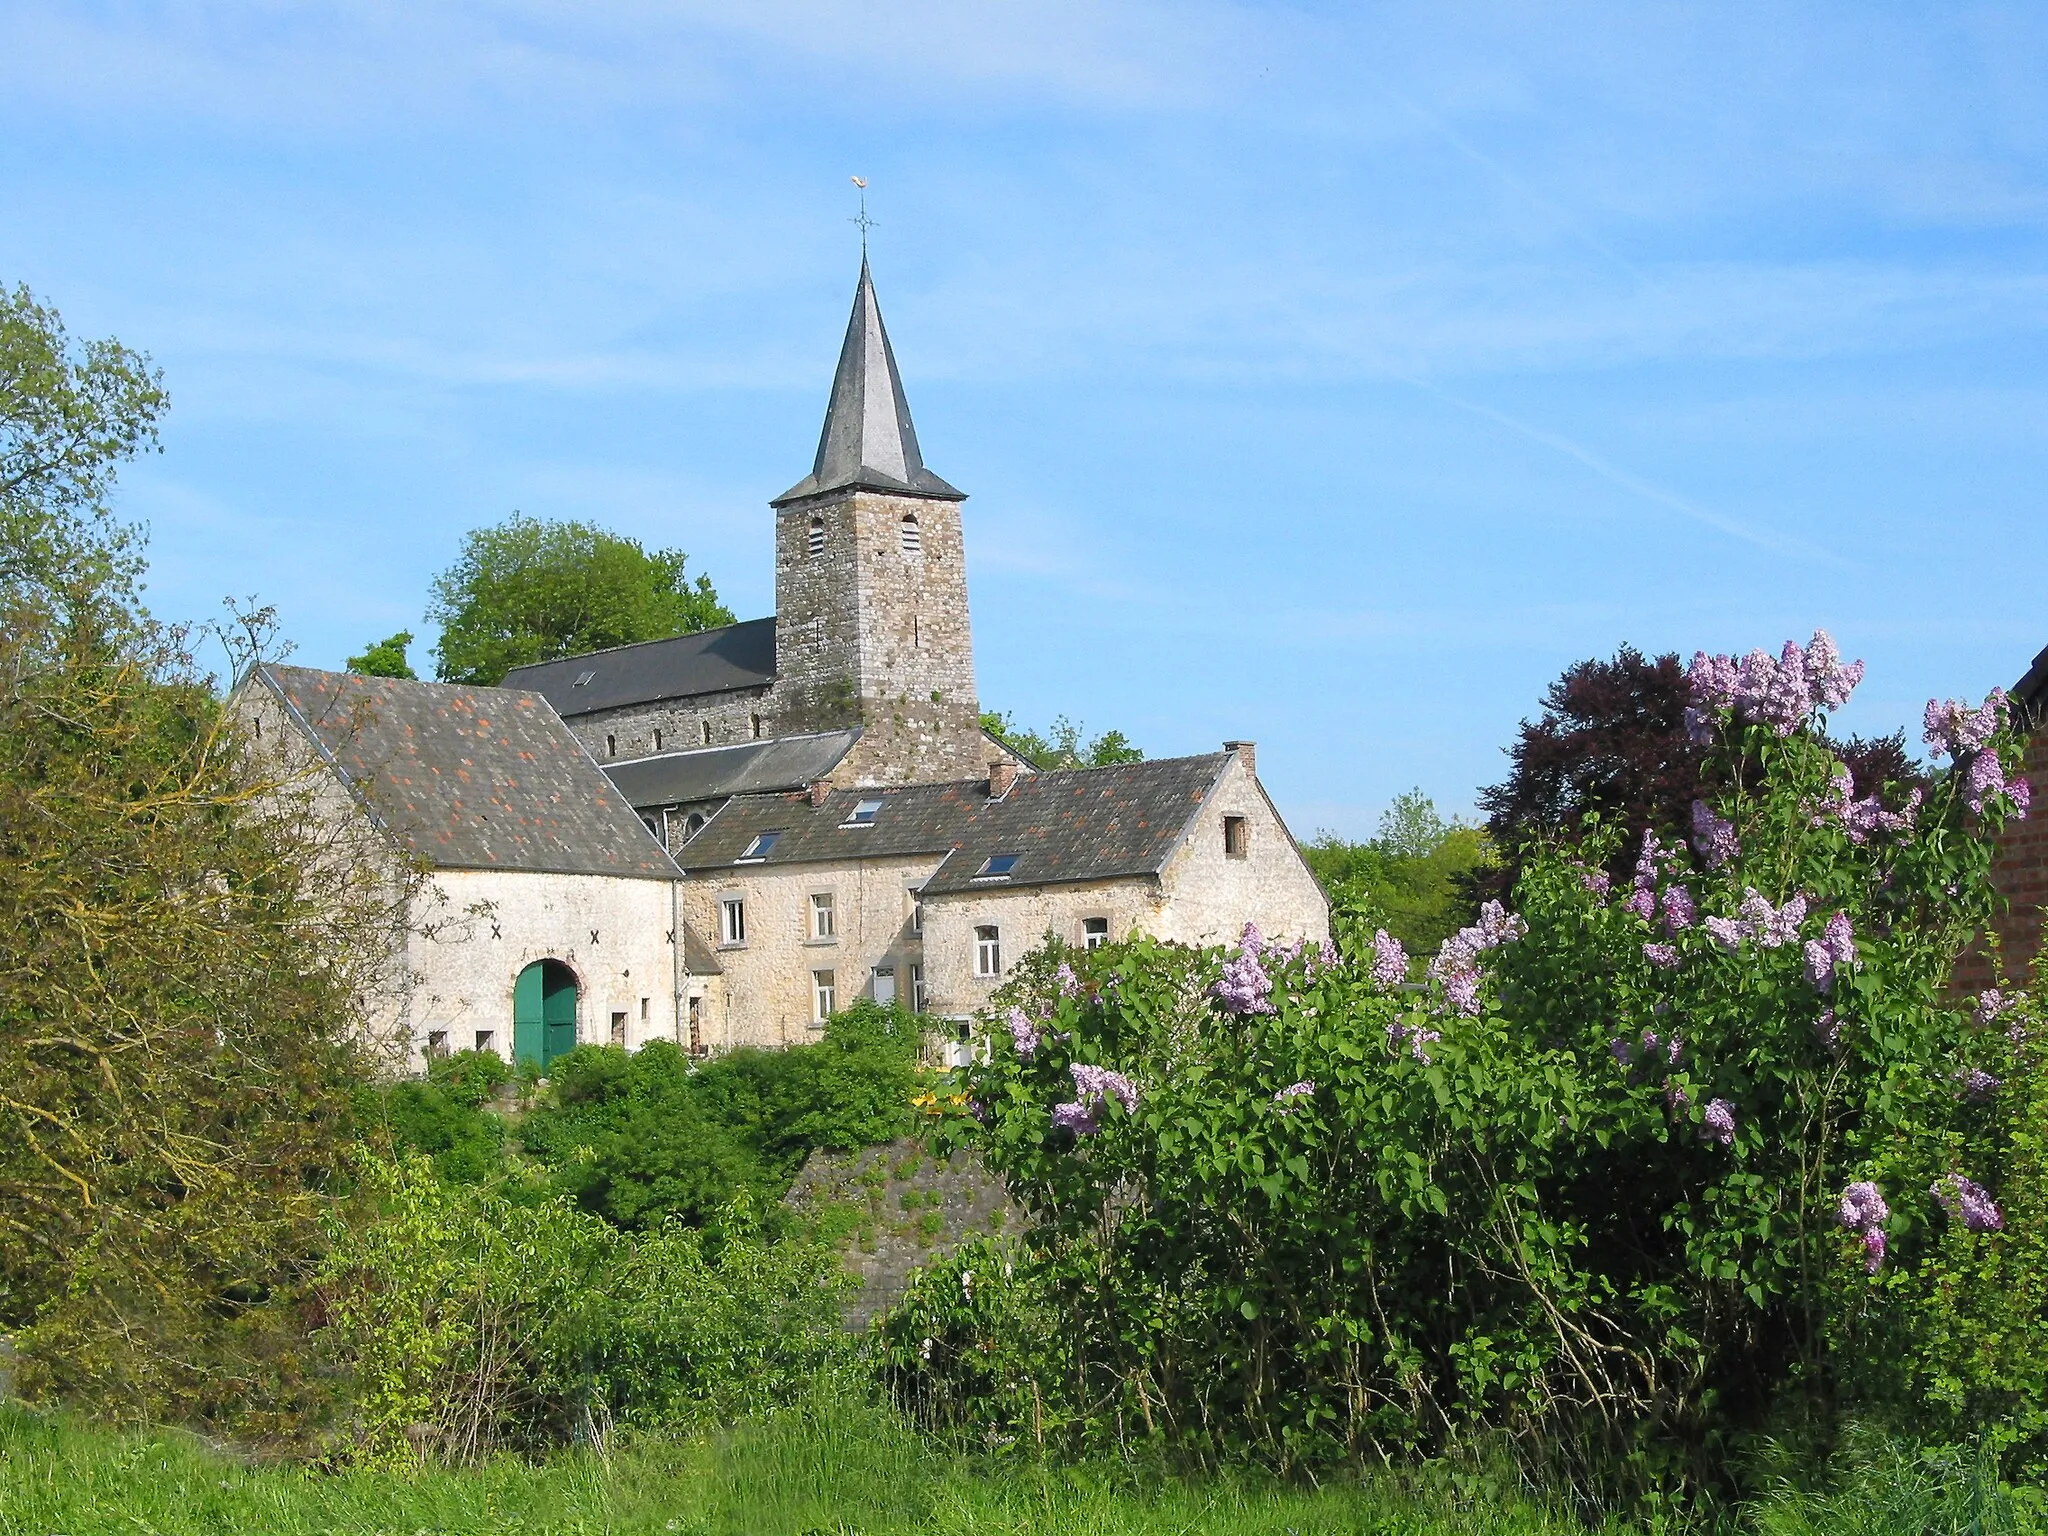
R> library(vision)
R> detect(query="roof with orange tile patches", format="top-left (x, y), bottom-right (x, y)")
top-left (250, 664), bottom-right (680, 879)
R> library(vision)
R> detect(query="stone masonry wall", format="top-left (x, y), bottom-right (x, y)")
top-left (558, 683), bottom-right (775, 766)
top-left (922, 878), bottom-right (1165, 1016)
top-left (1150, 753), bottom-right (1332, 950)
top-left (682, 852), bottom-right (946, 1047)
top-left (771, 488), bottom-right (987, 787)
top-left (1955, 723), bottom-right (2048, 992)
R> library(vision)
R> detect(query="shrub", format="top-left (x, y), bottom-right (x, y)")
top-left (888, 633), bottom-right (2039, 1501)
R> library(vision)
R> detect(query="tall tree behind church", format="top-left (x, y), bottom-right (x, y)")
top-left (429, 513), bottom-right (733, 686)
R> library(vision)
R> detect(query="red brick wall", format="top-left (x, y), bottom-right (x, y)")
top-left (1954, 725), bottom-right (2048, 992)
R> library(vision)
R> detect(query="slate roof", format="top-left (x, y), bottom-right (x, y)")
top-left (251, 665), bottom-right (681, 880)
top-left (671, 754), bottom-right (1231, 893)
top-left (604, 730), bottom-right (862, 809)
top-left (2015, 643), bottom-right (2048, 728)
top-left (772, 259), bottom-right (965, 506)
top-left (501, 617), bottom-right (777, 719)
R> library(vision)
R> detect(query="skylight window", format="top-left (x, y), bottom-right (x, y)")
top-left (974, 853), bottom-right (1020, 879)
top-left (737, 830), bottom-right (783, 862)
top-left (843, 799), bottom-right (884, 827)
top-left (574, 670), bottom-right (596, 687)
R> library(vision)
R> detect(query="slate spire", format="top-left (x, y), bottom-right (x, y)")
top-left (773, 259), bottom-right (965, 504)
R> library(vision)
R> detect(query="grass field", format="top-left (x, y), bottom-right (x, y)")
top-left (0, 1399), bottom-right (2037, 1536)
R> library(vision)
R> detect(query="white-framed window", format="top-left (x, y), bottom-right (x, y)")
top-left (719, 896), bottom-right (747, 946)
top-left (808, 516), bottom-right (826, 557)
top-left (810, 891), bottom-right (837, 940)
top-left (974, 925), bottom-right (1002, 978)
top-left (1224, 815), bottom-right (1249, 859)
top-left (1083, 916), bottom-right (1110, 950)
top-left (900, 513), bottom-right (922, 557)
top-left (737, 830), bottom-right (781, 862)
top-left (908, 886), bottom-right (924, 936)
top-left (843, 798), bottom-right (883, 827)
top-left (910, 963), bottom-right (927, 1012)
top-left (872, 965), bottom-right (896, 1006)
top-left (812, 968), bottom-right (836, 1022)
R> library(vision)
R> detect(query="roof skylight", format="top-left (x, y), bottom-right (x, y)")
top-left (737, 830), bottom-right (783, 862)
top-left (843, 798), bottom-right (884, 827)
top-left (974, 853), bottom-right (1020, 879)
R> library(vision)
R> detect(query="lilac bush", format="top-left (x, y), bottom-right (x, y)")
top-left (888, 629), bottom-right (2040, 1486)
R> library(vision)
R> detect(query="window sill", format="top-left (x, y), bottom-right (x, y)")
top-left (804, 937), bottom-right (839, 948)
top-left (717, 942), bottom-right (748, 952)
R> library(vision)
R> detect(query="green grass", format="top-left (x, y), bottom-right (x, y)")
top-left (0, 1400), bottom-right (2039, 1536)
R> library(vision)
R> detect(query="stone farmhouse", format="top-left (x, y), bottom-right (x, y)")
top-left (242, 259), bottom-right (1328, 1071)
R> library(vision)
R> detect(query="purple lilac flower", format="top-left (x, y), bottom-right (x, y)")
top-left (1923, 691), bottom-right (2006, 758)
top-left (1701, 1099), bottom-right (1737, 1146)
top-left (1050, 1100), bottom-right (1098, 1137)
top-left (1806, 631), bottom-right (1865, 711)
top-left (1932, 1174), bottom-right (2003, 1233)
top-left (1369, 929), bottom-right (1407, 990)
top-left (1407, 1026), bottom-right (1441, 1062)
top-left (1838, 1180), bottom-right (1889, 1234)
top-left (1315, 940), bottom-right (1340, 973)
top-left (1005, 1006), bottom-right (1040, 1058)
top-left (1862, 1229), bottom-right (1887, 1273)
top-left (1974, 990), bottom-right (2007, 1027)
top-left (1665, 1081), bottom-right (1690, 1110)
top-left (1956, 1067), bottom-right (2001, 1101)
top-left (1804, 939), bottom-right (1836, 993)
top-left (1626, 888), bottom-right (1658, 922)
top-left (1666, 1034), bottom-right (1684, 1066)
top-left (1213, 944), bottom-right (1274, 1016)
top-left (1070, 1062), bottom-right (1139, 1115)
top-left (1738, 889), bottom-right (1808, 949)
top-left (1824, 911), bottom-right (1856, 969)
top-left (1439, 968), bottom-right (1481, 1017)
top-left (1579, 866), bottom-right (1614, 899)
top-left (1644, 941), bottom-right (1680, 969)
top-left (1661, 885), bottom-right (1697, 932)
top-left (1703, 915), bottom-right (1746, 950)
top-left (1817, 1008), bottom-right (1841, 1049)
top-left (1688, 633), bottom-right (1862, 736)
top-left (1966, 749), bottom-right (2020, 816)
top-left (1055, 963), bottom-right (1082, 998)
top-left (1687, 650), bottom-right (1742, 715)
top-left (1474, 900), bottom-right (1529, 947)
top-left (2012, 776), bottom-right (2034, 816)
top-left (1691, 801), bottom-right (1741, 869)
top-left (1272, 1080), bottom-right (1315, 1111)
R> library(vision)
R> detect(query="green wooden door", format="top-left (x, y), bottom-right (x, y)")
top-left (542, 966), bottom-right (578, 1064)
top-left (513, 963), bottom-right (545, 1067)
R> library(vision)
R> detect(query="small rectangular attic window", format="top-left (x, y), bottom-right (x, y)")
top-left (737, 830), bottom-right (782, 862)
top-left (843, 798), bottom-right (883, 827)
top-left (974, 853), bottom-right (1020, 880)
top-left (574, 670), bottom-right (596, 687)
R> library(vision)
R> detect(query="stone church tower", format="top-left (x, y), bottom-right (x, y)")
top-left (767, 260), bottom-right (988, 786)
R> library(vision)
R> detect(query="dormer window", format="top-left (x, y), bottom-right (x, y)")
top-left (842, 798), bottom-right (883, 827)
top-left (900, 514), bottom-right (921, 557)
top-left (737, 830), bottom-right (782, 862)
top-left (973, 853), bottom-right (1020, 880)
top-left (808, 516), bottom-right (826, 557)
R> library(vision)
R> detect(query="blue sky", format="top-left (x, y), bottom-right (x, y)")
top-left (3, 3), bottom-right (2044, 838)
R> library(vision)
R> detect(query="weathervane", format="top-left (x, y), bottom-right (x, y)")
top-left (849, 175), bottom-right (876, 254)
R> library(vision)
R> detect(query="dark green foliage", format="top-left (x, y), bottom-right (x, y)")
top-left (1300, 789), bottom-right (1491, 956)
top-left (345, 630), bottom-right (418, 678)
top-left (429, 513), bottom-right (734, 685)
top-left (981, 711), bottom-right (1143, 770)
top-left (379, 1052), bottom-right (509, 1185)
top-left (520, 1004), bottom-right (924, 1230)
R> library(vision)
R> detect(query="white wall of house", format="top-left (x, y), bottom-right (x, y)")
top-left (1150, 753), bottom-right (1331, 949)
top-left (403, 867), bottom-right (693, 1069)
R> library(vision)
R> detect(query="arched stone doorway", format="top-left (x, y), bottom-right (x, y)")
top-left (512, 959), bottom-right (579, 1069)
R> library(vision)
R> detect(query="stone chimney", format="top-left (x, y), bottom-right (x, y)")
top-left (988, 759), bottom-right (1016, 799)
top-left (1224, 740), bottom-right (1257, 777)
top-left (807, 780), bottom-right (831, 808)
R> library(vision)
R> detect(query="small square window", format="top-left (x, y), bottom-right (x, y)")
top-left (812, 968), bottom-right (837, 1022)
top-left (843, 798), bottom-right (883, 827)
top-left (720, 896), bottom-right (747, 946)
top-left (426, 1029), bottom-right (449, 1057)
top-left (974, 853), bottom-right (1020, 880)
top-left (474, 1029), bottom-right (495, 1053)
top-left (975, 925), bottom-right (1003, 978)
top-left (1224, 815), bottom-right (1249, 859)
top-left (810, 891), bottom-right (837, 940)
top-left (738, 830), bottom-right (781, 862)
top-left (1083, 917), bottom-right (1110, 950)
